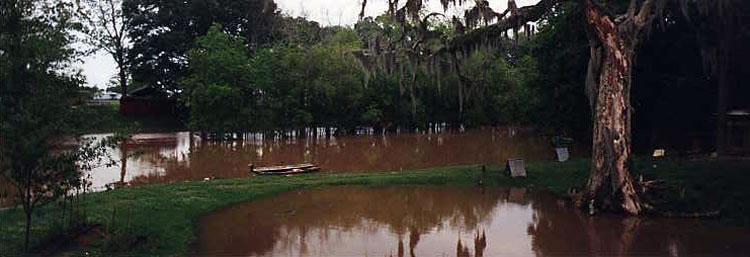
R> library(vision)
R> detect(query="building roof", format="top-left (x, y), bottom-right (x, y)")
top-left (126, 86), bottom-right (169, 99)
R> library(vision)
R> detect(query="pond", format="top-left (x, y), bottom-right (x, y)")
top-left (194, 186), bottom-right (750, 257)
top-left (84, 128), bottom-right (584, 190)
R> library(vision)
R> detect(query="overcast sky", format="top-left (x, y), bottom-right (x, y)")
top-left (79, 0), bottom-right (539, 89)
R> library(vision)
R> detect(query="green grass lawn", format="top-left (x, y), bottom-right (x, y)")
top-left (0, 158), bottom-right (748, 255)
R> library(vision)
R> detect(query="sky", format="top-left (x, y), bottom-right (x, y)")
top-left (78, 0), bottom-right (539, 90)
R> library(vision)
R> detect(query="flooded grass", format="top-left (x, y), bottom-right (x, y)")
top-left (1, 158), bottom-right (749, 255)
top-left (81, 128), bottom-right (578, 190)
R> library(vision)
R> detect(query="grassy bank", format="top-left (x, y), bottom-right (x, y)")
top-left (1, 158), bottom-right (748, 255)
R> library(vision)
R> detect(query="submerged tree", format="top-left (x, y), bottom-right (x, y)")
top-left (353, 9), bottom-right (442, 124)
top-left (182, 23), bottom-right (255, 135)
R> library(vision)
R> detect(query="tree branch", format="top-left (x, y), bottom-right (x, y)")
top-left (627, 0), bottom-right (638, 19)
top-left (440, 0), bottom-right (567, 54)
top-left (359, 0), bottom-right (368, 21)
top-left (634, 0), bottom-right (657, 29)
top-left (585, 0), bottom-right (615, 44)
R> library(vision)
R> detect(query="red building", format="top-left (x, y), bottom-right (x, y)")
top-left (119, 86), bottom-right (175, 116)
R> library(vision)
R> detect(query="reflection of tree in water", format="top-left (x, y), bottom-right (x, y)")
top-left (196, 186), bottom-right (505, 256)
top-left (455, 231), bottom-right (486, 257)
top-left (526, 191), bottom-right (750, 257)
top-left (119, 143), bottom-right (177, 186)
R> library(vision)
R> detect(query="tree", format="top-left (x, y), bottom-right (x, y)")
top-left (581, 0), bottom-right (667, 215)
top-left (245, 33), bottom-right (364, 133)
top-left (568, 0), bottom-right (740, 214)
top-left (353, 8), bottom-right (450, 126)
top-left (77, 0), bottom-right (131, 95)
top-left (530, 2), bottom-right (592, 135)
top-left (0, 0), bottom-right (116, 249)
top-left (298, 29), bottom-right (364, 130)
top-left (123, 0), bottom-right (281, 93)
top-left (451, 0), bottom-right (662, 215)
top-left (357, 0), bottom-right (742, 215)
top-left (182, 23), bottom-right (255, 135)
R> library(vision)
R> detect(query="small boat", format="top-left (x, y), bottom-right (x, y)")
top-left (249, 163), bottom-right (320, 175)
top-left (123, 134), bottom-right (178, 146)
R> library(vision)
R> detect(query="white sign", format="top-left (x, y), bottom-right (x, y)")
top-left (555, 147), bottom-right (570, 162)
top-left (506, 158), bottom-right (527, 178)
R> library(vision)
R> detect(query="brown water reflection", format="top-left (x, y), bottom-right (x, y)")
top-left (194, 186), bottom-right (750, 257)
top-left (86, 128), bottom-right (580, 190)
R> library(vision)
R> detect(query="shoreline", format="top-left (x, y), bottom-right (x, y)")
top-left (1, 158), bottom-right (748, 255)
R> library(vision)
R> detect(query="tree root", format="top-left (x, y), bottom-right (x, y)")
top-left (568, 181), bottom-right (722, 219)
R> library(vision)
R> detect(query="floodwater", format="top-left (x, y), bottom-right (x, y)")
top-left (194, 186), bottom-right (750, 257)
top-left (83, 128), bottom-right (582, 190)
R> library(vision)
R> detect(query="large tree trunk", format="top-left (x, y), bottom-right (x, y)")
top-left (115, 49), bottom-right (128, 95)
top-left (586, 41), bottom-right (643, 215)
top-left (583, 0), bottom-right (654, 215)
top-left (118, 63), bottom-right (128, 95)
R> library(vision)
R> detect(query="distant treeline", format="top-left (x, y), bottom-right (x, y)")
top-left (182, 24), bottom-right (541, 135)
top-left (119, 0), bottom-right (546, 135)
top-left (120, 0), bottom-right (749, 150)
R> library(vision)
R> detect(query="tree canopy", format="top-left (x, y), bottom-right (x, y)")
top-left (123, 0), bottom-right (281, 93)
top-left (1, 0), bottom-right (119, 249)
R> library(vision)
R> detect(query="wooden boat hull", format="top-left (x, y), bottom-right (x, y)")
top-left (252, 166), bottom-right (320, 176)
top-left (249, 163), bottom-right (320, 175)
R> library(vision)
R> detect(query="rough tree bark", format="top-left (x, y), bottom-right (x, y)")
top-left (583, 0), bottom-right (663, 215)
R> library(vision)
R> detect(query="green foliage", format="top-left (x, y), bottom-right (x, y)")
top-left (459, 47), bottom-right (540, 127)
top-left (529, 1), bottom-right (592, 136)
top-left (4, 158), bottom-right (748, 255)
top-left (0, 0), bottom-right (121, 250)
top-left (182, 23), bottom-right (255, 133)
top-left (123, 3), bottom-right (548, 133)
top-left (0, 160), bottom-right (590, 255)
top-left (123, 0), bottom-right (281, 93)
top-left (190, 26), bottom-right (543, 132)
top-left (1, 0), bottom-right (84, 202)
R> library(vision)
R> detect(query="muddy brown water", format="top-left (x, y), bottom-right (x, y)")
top-left (194, 186), bottom-right (750, 257)
top-left (80, 128), bottom-right (583, 190)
